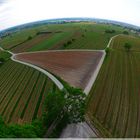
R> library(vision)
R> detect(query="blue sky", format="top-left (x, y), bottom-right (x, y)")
top-left (0, 0), bottom-right (140, 31)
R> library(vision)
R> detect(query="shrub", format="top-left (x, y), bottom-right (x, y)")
top-left (27, 36), bottom-right (32, 41)
top-left (67, 40), bottom-right (72, 45)
top-left (0, 51), bottom-right (11, 62)
top-left (105, 29), bottom-right (116, 34)
top-left (124, 43), bottom-right (132, 52)
top-left (105, 48), bottom-right (110, 54)
top-left (123, 31), bottom-right (129, 35)
top-left (43, 91), bottom-right (66, 128)
top-left (82, 34), bottom-right (85, 37)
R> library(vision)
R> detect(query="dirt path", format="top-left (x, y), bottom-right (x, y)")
top-left (60, 122), bottom-right (98, 138)
top-left (0, 47), bottom-right (64, 90)
top-left (59, 35), bottom-right (121, 138)
top-left (0, 34), bottom-right (120, 138)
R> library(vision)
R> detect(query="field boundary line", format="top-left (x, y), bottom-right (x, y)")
top-left (13, 34), bottom-right (120, 95)
top-left (0, 47), bottom-right (64, 91)
top-left (84, 34), bottom-right (120, 94)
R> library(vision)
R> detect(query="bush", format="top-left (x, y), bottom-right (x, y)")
top-left (105, 29), bottom-right (116, 34)
top-left (0, 51), bottom-right (11, 62)
top-left (105, 48), bottom-right (110, 54)
top-left (67, 40), bottom-right (72, 45)
top-left (43, 91), bottom-right (66, 128)
top-left (72, 38), bottom-right (76, 42)
top-left (124, 42), bottom-right (132, 52)
top-left (0, 58), bottom-right (5, 63)
top-left (27, 36), bottom-right (32, 40)
top-left (123, 31), bottom-right (129, 35)
top-left (8, 124), bottom-right (37, 138)
top-left (82, 34), bottom-right (85, 37)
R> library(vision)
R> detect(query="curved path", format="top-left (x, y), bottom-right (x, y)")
top-left (0, 34), bottom-right (120, 138)
top-left (59, 35), bottom-right (120, 138)
top-left (0, 47), bottom-right (64, 90)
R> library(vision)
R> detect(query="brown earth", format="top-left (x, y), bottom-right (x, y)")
top-left (16, 51), bottom-right (103, 90)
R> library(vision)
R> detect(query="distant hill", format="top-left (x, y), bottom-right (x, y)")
top-left (0, 17), bottom-right (140, 37)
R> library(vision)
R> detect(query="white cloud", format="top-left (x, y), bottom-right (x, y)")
top-left (0, 0), bottom-right (140, 31)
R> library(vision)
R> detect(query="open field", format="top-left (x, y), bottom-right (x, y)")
top-left (0, 59), bottom-right (59, 124)
top-left (15, 51), bottom-right (103, 90)
top-left (0, 23), bottom-right (127, 52)
top-left (86, 35), bottom-right (140, 137)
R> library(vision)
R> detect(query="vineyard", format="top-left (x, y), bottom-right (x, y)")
top-left (86, 35), bottom-right (140, 137)
top-left (0, 60), bottom-right (59, 124)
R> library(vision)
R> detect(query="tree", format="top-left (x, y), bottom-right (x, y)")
top-left (27, 36), bottom-right (32, 41)
top-left (43, 91), bottom-right (66, 127)
top-left (124, 43), bottom-right (132, 52)
top-left (105, 29), bottom-right (116, 34)
top-left (123, 31), bottom-right (129, 35)
top-left (105, 48), bottom-right (110, 58)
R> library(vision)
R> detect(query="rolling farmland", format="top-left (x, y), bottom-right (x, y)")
top-left (0, 20), bottom-right (140, 138)
top-left (86, 35), bottom-right (140, 137)
top-left (15, 51), bottom-right (103, 90)
top-left (0, 60), bottom-right (59, 124)
top-left (0, 23), bottom-right (126, 53)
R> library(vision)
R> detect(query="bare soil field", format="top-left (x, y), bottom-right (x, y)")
top-left (16, 51), bottom-right (103, 90)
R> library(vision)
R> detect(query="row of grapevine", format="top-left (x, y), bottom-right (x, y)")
top-left (87, 35), bottom-right (140, 137)
top-left (0, 60), bottom-right (59, 124)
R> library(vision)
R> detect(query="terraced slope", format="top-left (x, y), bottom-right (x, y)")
top-left (0, 60), bottom-right (59, 124)
top-left (86, 35), bottom-right (140, 138)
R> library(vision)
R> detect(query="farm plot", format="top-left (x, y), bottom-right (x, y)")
top-left (0, 60), bottom-right (59, 124)
top-left (11, 34), bottom-right (53, 53)
top-left (15, 51), bottom-right (103, 90)
top-left (0, 22), bottom-right (125, 53)
top-left (86, 35), bottom-right (140, 137)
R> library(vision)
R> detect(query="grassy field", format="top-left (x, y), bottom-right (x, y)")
top-left (86, 35), bottom-right (140, 137)
top-left (0, 59), bottom-right (59, 124)
top-left (0, 22), bottom-right (127, 52)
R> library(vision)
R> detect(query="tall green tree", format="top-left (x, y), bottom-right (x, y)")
top-left (124, 43), bottom-right (132, 52)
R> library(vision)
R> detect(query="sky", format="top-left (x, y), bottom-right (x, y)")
top-left (0, 0), bottom-right (140, 31)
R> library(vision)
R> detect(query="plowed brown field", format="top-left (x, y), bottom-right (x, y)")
top-left (16, 51), bottom-right (103, 90)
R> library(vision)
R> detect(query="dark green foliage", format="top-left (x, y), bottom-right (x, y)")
top-left (82, 34), bottom-right (85, 37)
top-left (0, 58), bottom-right (5, 62)
top-left (124, 42), bottom-right (132, 52)
top-left (72, 38), bottom-right (76, 42)
top-left (123, 30), bottom-right (129, 35)
top-left (105, 48), bottom-right (110, 58)
top-left (43, 91), bottom-right (66, 128)
top-left (0, 116), bottom-right (38, 138)
top-left (27, 36), bottom-right (33, 40)
top-left (0, 51), bottom-right (11, 62)
top-left (32, 119), bottom-right (45, 137)
top-left (105, 29), bottom-right (116, 34)
top-left (67, 40), bottom-right (72, 45)
top-left (62, 40), bottom-right (73, 48)
top-left (8, 124), bottom-right (37, 138)
top-left (48, 113), bottom-right (68, 138)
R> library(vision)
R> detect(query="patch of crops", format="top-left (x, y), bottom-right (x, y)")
top-left (0, 23), bottom-right (126, 52)
top-left (86, 35), bottom-right (140, 137)
top-left (0, 60), bottom-right (59, 124)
